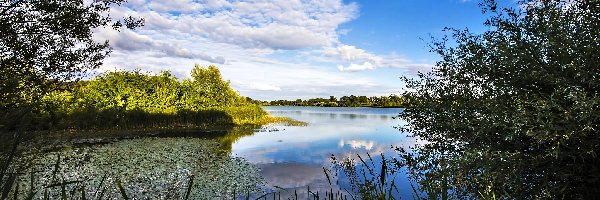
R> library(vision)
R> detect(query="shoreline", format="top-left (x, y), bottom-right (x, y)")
top-left (1, 116), bottom-right (305, 155)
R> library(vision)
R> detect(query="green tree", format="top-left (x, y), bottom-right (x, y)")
top-left (357, 95), bottom-right (369, 106)
top-left (0, 0), bottom-right (143, 129)
top-left (188, 65), bottom-right (241, 108)
top-left (400, 0), bottom-right (600, 198)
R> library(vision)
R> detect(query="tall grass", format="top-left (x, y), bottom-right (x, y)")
top-left (8, 105), bottom-right (270, 131)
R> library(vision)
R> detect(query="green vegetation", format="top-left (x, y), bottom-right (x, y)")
top-left (4, 0), bottom-right (599, 199)
top-left (9, 137), bottom-right (265, 199)
top-left (0, 1), bottom-right (300, 198)
top-left (399, 0), bottom-right (600, 198)
top-left (1, 65), bottom-right (272, 132)
top-left (0, 0), bottom-right (143, 131)
top-left (330, 153), bottom-right (405, 200)
top-left (0, 64), bottom-right (285, 200)
top-left (258, 95), bottom-right (407, 107)
top-left (1, 1), bottom-right (145, 199)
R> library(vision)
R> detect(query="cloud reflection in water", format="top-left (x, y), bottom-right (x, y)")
top-left (231, 106), bottom-right (414, 196)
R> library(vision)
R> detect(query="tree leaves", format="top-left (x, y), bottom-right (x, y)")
top-left (0, 0), bottom-right (143, 120)
top-left (400, 0), bottom-right (600, 198)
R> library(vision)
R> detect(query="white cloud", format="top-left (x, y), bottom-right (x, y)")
top-left (94, 28), bottom-right (226, 64)
top-left (147, 0), bottom-right (203, 13)
top-left (325, 45), bottom-right (434, 73)
top-left (204, 0), bottom-right (231, 9)
top-left (337, 62), bottom-right (375, 72)
top-left (338, 139), bottom-right (376, 150)
top-left (325, 45), bottom-right (383, 64)
top-left (94, 0), bottom-right (424, 99)
top-left (112, 0), bottom-right (358, 50)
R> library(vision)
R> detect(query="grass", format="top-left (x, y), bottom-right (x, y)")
top-left (256, 116), bottom-right (308, 126)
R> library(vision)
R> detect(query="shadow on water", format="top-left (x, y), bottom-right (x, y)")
top-left (154, 125), bottom-right (261, 153)
top-left (0, 106), bottom-right (240, 156)
top-left (2, 107), bottom-right (236, 131)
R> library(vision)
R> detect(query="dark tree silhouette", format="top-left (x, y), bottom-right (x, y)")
top-left (400, 0), bottom-right (600, 198)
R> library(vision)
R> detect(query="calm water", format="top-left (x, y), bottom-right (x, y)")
top-left (233, 106), bottom-right (417, 198)
top-left (16, 106), bottom-right (418, 199)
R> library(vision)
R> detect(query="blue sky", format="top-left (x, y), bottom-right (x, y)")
top-left (94, 0), bottom-right (497, 100)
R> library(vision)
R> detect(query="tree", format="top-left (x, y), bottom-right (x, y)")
top-left (0, 0), bottom-right (144, 194)
top-left (400, 0), bottom-right (600, 199)
top-left (329, 96), bottom-right (337, 103)
top-left (0, 0), bottom-right (143, 112)
top-left (188, 65), bottom-right (242, 108)
top-left (357, 95), bottom-right (369, 106)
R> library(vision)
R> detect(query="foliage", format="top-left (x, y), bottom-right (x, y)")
top-left (399, 0), bottom-right (600, 199)
top-left (262, 95), bottom-right (407, 108)
top-left (0, 0), bottom-right (143, 113)
top-left (1, 1), bottom-right (142, 197)
top-left (1, 65), bottom-right (269, 131)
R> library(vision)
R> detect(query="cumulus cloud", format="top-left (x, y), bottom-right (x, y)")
top-left (147, 0), bottom-right (203, 13)
top-left (94, 0), bottom-right (425, 99)
top-left (324, 45), bottom-right (434, 73)
top-left (95, 28), bottom-right (226, 64)
top-left (324, 45), bottom-right (383, 64)
top-left (110, 0), bottom-right (357, 50)
top-left (337, 62), bottom-right (375, 72)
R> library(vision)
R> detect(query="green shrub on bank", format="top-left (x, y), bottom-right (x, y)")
top-left (1, 65), bottom-right (269, 131)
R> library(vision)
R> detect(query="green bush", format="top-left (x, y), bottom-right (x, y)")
top-left (399, 0), bottom-right (600, 198)
top-left (0, 65), bottom-right (270, 131)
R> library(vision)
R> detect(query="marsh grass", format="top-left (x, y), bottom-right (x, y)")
top-left (329, 152), bottom-right (407, 200)
top-left (254, 116), bottom-right (308, 127)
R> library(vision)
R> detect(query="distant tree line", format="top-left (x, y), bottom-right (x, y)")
top-left (0, 65), bottom-right (268, 131)
top-left (252, 94), bottom-right (407, 108)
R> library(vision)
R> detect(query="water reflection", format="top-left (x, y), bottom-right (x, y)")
top-left (258, 162), bottom-right (328, 188)
top-left (338, 139), bottom-right (376, 150)
top-left (13, 106), bottom-right (413, 199)
top-left (231, 106), bottom-right (415, 198)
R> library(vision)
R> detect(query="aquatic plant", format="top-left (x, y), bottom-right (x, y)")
top-left (9, 137), bottom-right (265, 199)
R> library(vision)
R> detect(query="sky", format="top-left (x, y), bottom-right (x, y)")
top-left (93, 0), bottom-right (493, 100)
